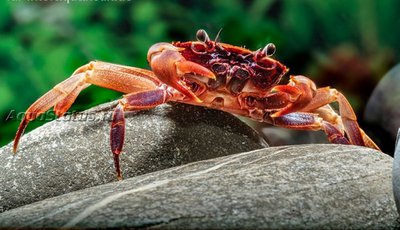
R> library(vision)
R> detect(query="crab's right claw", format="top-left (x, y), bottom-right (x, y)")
top-left (147, 42), bottom-right (215, 103)
top-left (147, 42), bottom-right (215, 80)
top-left (175, 60), bottom-right (216, 80)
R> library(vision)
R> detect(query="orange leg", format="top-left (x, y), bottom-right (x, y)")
top-left (110, 88), bottom-right (175, 180)
top-left (13, 61), bottom-right (161, 153)
top-left (299, 87), bottom-right (379, 150)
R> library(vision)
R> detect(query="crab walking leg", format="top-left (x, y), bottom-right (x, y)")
top-left (110, 87), bottom-right (175, 180)
top-left (54, 82), bottom-right (91, 117)
top-left (13, 73), bottom-right (88, 152)
top-left (299, 86), bottom-right (380, 150)
top-left (111, 104), bottom-right (125, 181)
top-left (268, 75), bottom-right (379, 150)
top-left (13, 61), bottom-right (160, 153)
top-left (269, 112), bottom-right (351, 145)
top-left (54, 62), bottom-right (160, 116)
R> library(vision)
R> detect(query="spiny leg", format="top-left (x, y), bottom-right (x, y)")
top-left (13, 61), bottom-right (160, 153)
top-left (110, 88), bottom-right (174, 180)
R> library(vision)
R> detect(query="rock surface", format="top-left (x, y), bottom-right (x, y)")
top-left (0, 102), bottom-right (266, 213)
top-left (365, 63), bottom-right (400, 146)
top-left (0, 144), bottom-right (397, 229)
top-left (392, 129), bottom-right (400, 215)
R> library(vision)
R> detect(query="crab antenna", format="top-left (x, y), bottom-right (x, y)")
top-left (214, 28), bottom-right (223, 43)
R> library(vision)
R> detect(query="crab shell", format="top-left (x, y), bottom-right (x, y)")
top-left (148, 39), bottom-right (288, 103)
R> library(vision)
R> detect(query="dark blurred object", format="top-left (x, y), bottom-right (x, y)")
top-left (308, 44), bottom-right (394, 114)
top-left (365, 64), bottom-right (400, 153)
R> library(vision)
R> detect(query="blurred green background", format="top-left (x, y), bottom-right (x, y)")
top-left (1, 0), bottom-right (399, 151)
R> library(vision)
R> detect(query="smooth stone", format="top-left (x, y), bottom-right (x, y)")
top-left (0, 144), bottom-right (396, 229)
top-left (392, 129), bottom-right (400, 215)
top-left (0, 102), bottom-right (266, 213)
top-left (365, 63), bottom-right (400, 145)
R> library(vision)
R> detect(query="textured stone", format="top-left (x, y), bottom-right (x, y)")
top-left (0, 144), bottom-right (396, 229)
top-left (0, 102), bottom-right (265, 213)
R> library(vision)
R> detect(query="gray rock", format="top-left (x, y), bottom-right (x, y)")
top-left (0, 102), bottom-right (266, 213)
top-left (0, 144), bottom-right (396, 229)
top-left (365, 63), bottom-right (400, 141)
top-left (392, 129), bottom-right (400, 215)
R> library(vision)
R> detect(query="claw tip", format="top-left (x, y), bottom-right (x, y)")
top-left (194, 97), bottom-right (203, 103)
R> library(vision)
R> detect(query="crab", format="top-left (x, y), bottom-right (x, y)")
top-left (13, 29), bottom-right (380, 180)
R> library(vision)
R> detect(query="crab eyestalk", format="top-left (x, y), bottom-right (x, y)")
top-left (263, 43), bottom-right (276, 56)
top-left (196, 29), bottom-right (210, 43)
top-left (254, 43), bottom-right (277, 61)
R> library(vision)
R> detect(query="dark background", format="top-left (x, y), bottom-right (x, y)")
top-left (1, 0), bottom-right (399, 151)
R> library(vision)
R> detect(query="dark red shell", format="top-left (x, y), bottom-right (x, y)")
top-left (173, 41), bottom-right (288, 92)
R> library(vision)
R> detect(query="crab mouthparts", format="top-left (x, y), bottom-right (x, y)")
top-left (172, 61), bottom-right (215, 103)
top-left (172, 75), bottom-right (205, 103)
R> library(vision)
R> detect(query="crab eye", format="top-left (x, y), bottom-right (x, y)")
top-left (262, 43), bottom-right (276, 56)
top-left (196, 29), bottom-right (210, 43)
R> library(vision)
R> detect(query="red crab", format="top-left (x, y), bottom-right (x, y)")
top-left (13, 29), bottom-right (380, 180)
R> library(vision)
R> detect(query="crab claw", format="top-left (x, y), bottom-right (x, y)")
top-left (175, 60), bottom-right (215, 80)
top-left (148, 42), bottom-right (215, 103)
top-left (147, 42), bottom-right (184, 63)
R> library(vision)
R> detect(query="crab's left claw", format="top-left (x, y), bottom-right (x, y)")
top-left (148, 43), bottom-right (215, 103)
